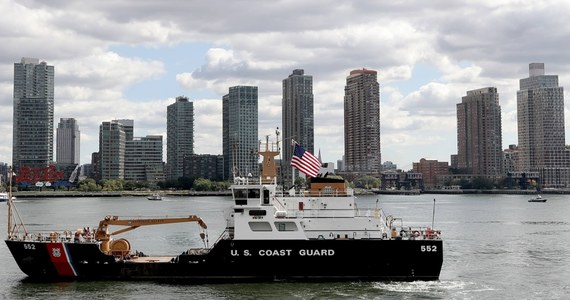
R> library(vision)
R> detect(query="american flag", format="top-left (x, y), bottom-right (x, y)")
top-left (291, 143), bottom-right (321, 178)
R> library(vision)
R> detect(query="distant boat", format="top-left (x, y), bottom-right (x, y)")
top-left (528, 195), bottom-right (547, 202)
top-left (147, 193), bottom-right (162, 201)
top-left (0, 192), bottom-right (15, 202)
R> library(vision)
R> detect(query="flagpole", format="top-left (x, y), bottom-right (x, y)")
top-left (276, 128), bottom-right (282, 187)
top-left (288, 137), bottom-right (297, 187)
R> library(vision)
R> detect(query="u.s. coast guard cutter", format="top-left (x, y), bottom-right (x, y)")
top-left (5, 136), bottom-right (443, 282)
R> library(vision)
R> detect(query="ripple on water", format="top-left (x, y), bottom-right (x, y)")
top-left (371, 280), bottom-right (495, 299)
top-left (521, 221), bottom-right (569, 226)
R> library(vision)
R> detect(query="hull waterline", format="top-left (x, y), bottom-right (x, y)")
top-left (5, 238), bottom-right (442, 282)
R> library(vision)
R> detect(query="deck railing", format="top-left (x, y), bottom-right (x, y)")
top-left (274, 189), bottom-right (354, 198)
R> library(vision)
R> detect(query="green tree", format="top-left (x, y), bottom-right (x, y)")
top-left (214, 180), bottom-right (231, 191)
top-left (354, 176), bottom-right (380, 189)
top-left (159, 179), bottom-right (179, 190)
top-left (456, 178), bottom-right (472, 189)
top-left (193, 178), bottom-right (213, 191)
top-left (77, 179), bottom-right (101, 192)
top-left (100, 179), bottom-right (124, 191)
top-left (124, 181), bottom-right (151, 191)
top-left (471, 177), bottom-right (494, 189)
top-left (178, 177), bottom-right (194, 190)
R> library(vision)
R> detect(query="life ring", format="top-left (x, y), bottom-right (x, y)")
top-left (412, 230), bottom-right (420, 238)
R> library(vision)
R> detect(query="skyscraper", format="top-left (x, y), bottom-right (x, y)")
top-left (222, 86), bottom-right (259, 179)
top-left (12, 57), bottom-right (54, 171)
top-left (56, 118), bottom-right (80, 165)
top-left (166, 96), bottom-right (194, 180)
top-left (517, 63), bottom-right (568, 187)
top-left (99, 120), bottom-right (126, 180)
top-left (343, 69), bottom-right (381, 174)
top-left (282, 69), bottom-right (314, 185)
top-left (456, 87), bottom-right (503, 177)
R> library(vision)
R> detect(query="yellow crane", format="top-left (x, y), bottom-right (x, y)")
top-left (94, 215), bottom-right (208, 256)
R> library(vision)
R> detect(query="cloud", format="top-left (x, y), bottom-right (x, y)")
top-left (2, 0), bottom-right (570, 169)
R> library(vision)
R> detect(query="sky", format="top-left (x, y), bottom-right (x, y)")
top-left (1, 0), bottom-right (570, 171)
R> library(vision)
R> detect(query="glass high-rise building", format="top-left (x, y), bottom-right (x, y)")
top-left (517, 63), bottom-right (568, 188)
top-left (282, 69), bottom-right (314, 185)
top-left (222, 86), bottom-right (259, 180)
top-left (456, 87), bottom-right (503, 177)
top-left (166, 96), bottom-right (194, 180)
top-left (343, 69), bottom-right (381, 174)
top-left (12, 57), bottom-right (54, 171)
top-left (56, 118), bottom-right (80, 165)
top-left (99, 120), bottom-right (126, 180)
top-left (517, 63), bottom-right (566, 171)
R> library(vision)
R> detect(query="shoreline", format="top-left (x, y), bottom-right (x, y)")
top-left (10, 188), bottom-right (567, 198)
top-left (11, 190), bottom-right (232, 198)
top-left (373, 189), bottom-right (568, 195)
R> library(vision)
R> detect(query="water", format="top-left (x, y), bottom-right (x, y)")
top-left (1, 193), bottom-right (569, 299)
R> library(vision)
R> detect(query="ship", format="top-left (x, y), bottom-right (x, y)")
top-left (0, 192), bottom-right (12, 202)
top-left (528, 195), bottom-right (547, 202)
top-left (4, 135), bottom-right (443, 282)
top-left (146, 193), bottom-right (163, 201)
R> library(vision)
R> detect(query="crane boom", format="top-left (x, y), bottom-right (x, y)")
top-left (94, 215), bottom-right (208, 254)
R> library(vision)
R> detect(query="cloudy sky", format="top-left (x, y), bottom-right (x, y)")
top-left (1, 0), bottom-right (570, 170)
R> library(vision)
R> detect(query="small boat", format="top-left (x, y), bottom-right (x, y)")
top-left (528, 195), bottom-right (547, 202)
top-left (147, 193), bottom-right (162, 201)
top-left (0, 192), bottom-right (15, 202)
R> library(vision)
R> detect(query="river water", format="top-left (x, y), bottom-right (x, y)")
top-left (1, 193), bottom-right (569, 299)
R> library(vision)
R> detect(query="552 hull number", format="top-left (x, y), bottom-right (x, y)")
top-left (420, 245), bottom-right (437, 252)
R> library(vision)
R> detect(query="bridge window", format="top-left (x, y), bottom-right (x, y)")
top-left (249, 222), bottom-right (272, 232)
top-left (275, 222), bottom-right (298, 232)
top-left (263, 189), bottom-right (270, 205)
top-left (248, 189), bottom-right (260, 199)
top-left (249, 210), bottom-right (267, 216)
top-left (233, 189), bottom-right (247, 205)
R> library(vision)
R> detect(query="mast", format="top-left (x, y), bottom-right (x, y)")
top-left (7, 167), bottom-right (12, 238)
top-left (6, 166), bottom-right (27, 239)
top-left (259, 131), bottom-right (280, 184)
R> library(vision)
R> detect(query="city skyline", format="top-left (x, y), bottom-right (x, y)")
top-left (2, 1), bottom-right (570, 170)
